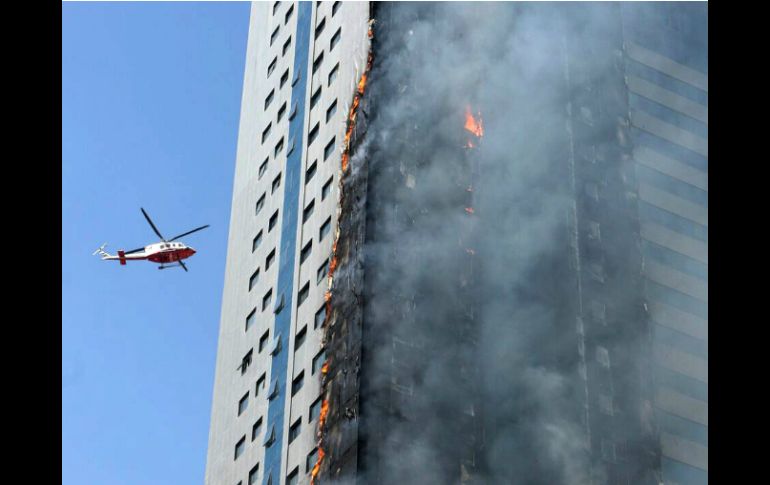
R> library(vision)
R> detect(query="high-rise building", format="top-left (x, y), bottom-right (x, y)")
top-left (204, 2), bottom-right (371, 484)
top-left (206, 3), bottom-right (706, 485)
top-left (621, 4), bottom-right (708, 484)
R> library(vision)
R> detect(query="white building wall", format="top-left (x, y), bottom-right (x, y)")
top-left (206, 3), bottom-right (370, 485)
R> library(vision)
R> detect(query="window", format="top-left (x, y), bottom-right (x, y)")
top-left (292, 371), bottom-right (305, 396)
top-left (596, 346), bottom-right (610, 367)
top-left (249, 463), bottom-right (260, 485)
top-left (317, 259), bottom-right (329, 284)
top-left (251, 418), bottom-right (263, 441)
top-left (300, 240), bottom-right (312, 264)
top-left (277, 102), bottom-right (287, 122)
top-left (249, 269), bottom-right (260, 291)
top-left (309, 396), bottom-right (323, 422)
top-left (332, 1), bottom-right (341, 16)
top-left (287, 136), bottom-right (296, 156)
top-left (266, 248), bottom-right (276, 270)
top-left (273, 293), bottom-right (285, 314)
top-left (282, 36), bottom-right (292, 56)
top-left (312, 348), bottom-right (326, 375)
top-left (326, 99), bottom-right (337, 123)
top-left (314, 304), bottom-right (326, 329)
top-left (323, 137), bottom-right (336, 161)
top-left (297, 282), bottom-right (310, 307)
top-left (273, 1), bottom-right (280, 15)
top-left (270, 25), bottom-right (279, 45)
top-left (295, 325), bottom-right (307, 351)
top-left (259, 330), bottom-right (270, 352)
top-left (305, 160), bottom-right (317, 183)
top-left (259, 158), bottom-right (268, 179)
top-left (234, 436), bottom-right (246, 460)
top-left (284, 4), bottom-right (294, 24)
top-left (288, 418), bottom-right (302, 444)
top-left (289, 100), bottom-right (298, 121)
top-left (265, 89), bottom-right (275, 109)
top-left (252, 231), bottom-right (263, 252)
top-left (274, 137), bottom-right (284, 157)
top-left (267, 57), bottom-right (277, 77)
top-left (269, 210), bottom-right (279, 232)
top-left (262, 123), bottom-right (272, 144)
top-left (330, 27), bottom-right (341, 51)
top-left (272, 173), bottom-right (281, 194)
top-left (312, 51), bottom-right (324, 74)
top-left (262, 288), bottom-right (273, 312)
top-left (322, 176), bottom-right (333, 200)
top-left (240, 349), bottom-right (253, 375)
top-left (310, 86), bottom-right (322, 110)
top-left (256, 372), bottom-right (266, 395)
top-left (315, 18), bottom-right (326, 39)
top-left (246, 309), bottom-right (256, 331)
top-left (238, 392), bottom-right (249, 415)
top-left (319, 216), bottom-right (331, 241)
top-left (256, 193), bottom-right (266, 215)
top-left (328, 62), bottom-right (339, 86)
top-left (306, 447), bottom-right (319, 473)
top-left (280, 69), bottom-right (289, 88)
top-left (287, 467), bottom-right (299, 485)
top-left (308, 123), bottom-right (320, 146)
top-left (587, 220), bottom-right (601, 241)
top-left (263, 422), bottom-right (276, 447)
top-left (268, 379), bottom-right (279, 400)
top-left (303, 199), bottom-right (315, 223)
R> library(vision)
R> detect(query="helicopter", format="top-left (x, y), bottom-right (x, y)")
top-left (93, 208), bottom-right (209, 272)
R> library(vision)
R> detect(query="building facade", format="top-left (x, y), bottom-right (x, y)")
top-left (622, 4), bottom-right (708, 484)
top-left (207, 3), bottom-right (706, 485)
top-left (205, 2), bottom-right (370, 484)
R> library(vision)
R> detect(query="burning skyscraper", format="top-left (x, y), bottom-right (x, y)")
top-left (206, 3), bottom-right (707, 485)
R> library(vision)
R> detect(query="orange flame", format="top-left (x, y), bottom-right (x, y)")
top-left (319, 399), bottom-right (330, 429)
top-left (464, 106), bottom-right (484, 137)
top-left (313, 45), bottom-right (374, 485)
top-left (310, 446), bottom-right (326, 484)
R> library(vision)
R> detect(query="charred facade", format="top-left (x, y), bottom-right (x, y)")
top-left (319, 2), bottom-right (706, 485)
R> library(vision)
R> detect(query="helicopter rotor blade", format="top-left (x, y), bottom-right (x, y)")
top-left (179, 259), bottom-right (189, 272)
top-left (169, 224), bottom-right (210, 242)
top-left (123, 247), bottom-right (145, 255)
top-left (141, 208), bottom-right (166, 241)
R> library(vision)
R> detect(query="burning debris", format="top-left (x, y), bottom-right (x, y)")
top-left (311, 31), bottom-right (375, 485)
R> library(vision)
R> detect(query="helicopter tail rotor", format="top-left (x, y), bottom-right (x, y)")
top-left (92, 243), bottom-right (110, 258)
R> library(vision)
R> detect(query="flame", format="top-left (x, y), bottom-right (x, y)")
top-left (465, 207), bottom-right (475, 215)
top-left (319, 399), bottom-right (330, 429)
top-left (312, 42), bottom-right (374, 485)
top-left (464, 106), bottom-right (484, 137)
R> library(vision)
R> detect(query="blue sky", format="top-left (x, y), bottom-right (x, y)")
top-left (62, 3), bottom-right (250, 484)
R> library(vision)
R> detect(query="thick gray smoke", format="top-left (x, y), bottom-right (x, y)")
top-left (325, 3), bottom-right (708, 485)
top-left (327, 2), bottom-right (682, 484)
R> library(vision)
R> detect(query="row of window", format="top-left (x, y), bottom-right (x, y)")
top-left (233, 4), bottom-right (343, 482)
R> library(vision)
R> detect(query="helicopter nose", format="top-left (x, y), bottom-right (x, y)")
top-left (189, 247), bottom-right (196, 255)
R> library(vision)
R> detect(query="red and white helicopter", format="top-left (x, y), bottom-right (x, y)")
top-left (93, 208), bottom-right (209, 272)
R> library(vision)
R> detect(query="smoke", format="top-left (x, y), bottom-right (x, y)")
top-left (340, 3), bottom-right (640, 484)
